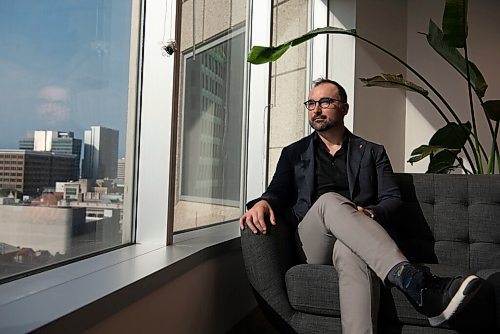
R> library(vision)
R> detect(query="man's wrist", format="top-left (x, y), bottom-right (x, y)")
top-left (256, 199), bottom-right (269, 207)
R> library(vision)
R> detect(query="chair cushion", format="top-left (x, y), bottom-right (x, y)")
top-left (286, 264), bottom-right (341, 316)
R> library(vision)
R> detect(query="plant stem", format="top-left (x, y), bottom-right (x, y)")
top-left (477, 96), bottom-right (500, 163)
top-left (456, 157), bottom-right (472, 175)
top-left (486, 122), bottom-right (498, 173)
top-left (463, 43), bottom-right (483, 173)
top-left (421, 91), bottom-right (450, 122)
top-left (497, 141), bottom-right (500, 173)
top-left (493, 121), bottom-right (499, 173)
top-left (355, 34), bottom-right (477, 173)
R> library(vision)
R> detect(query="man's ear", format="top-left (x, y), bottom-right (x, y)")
top-left (343, 103), bottom-right (349, 116)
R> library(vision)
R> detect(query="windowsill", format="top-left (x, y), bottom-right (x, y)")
top-left (0, 221), bottom-right (241, 333)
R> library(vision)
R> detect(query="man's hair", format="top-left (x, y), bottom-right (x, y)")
top-left (312, 78), bottom-right (347, 103)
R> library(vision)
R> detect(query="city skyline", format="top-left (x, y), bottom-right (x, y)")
top-left (19, 130), bottom-right (82, 180)
top-left (0, 125), bottom-right (122, 200)
top-left (17, 128), bottom-right (125, 157)
top-left (17, 126), bottom-right (123, 180)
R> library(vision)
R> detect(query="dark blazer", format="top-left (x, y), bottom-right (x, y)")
top-left (247, 129), bottom-right (402, 228)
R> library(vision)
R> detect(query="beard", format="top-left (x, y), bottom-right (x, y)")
top-left (308, 116), bottom-right (337, 132)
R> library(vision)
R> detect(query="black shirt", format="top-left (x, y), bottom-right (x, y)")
top-left (313, 133), bottom-right (350, 201)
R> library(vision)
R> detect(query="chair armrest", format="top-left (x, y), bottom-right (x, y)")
top-left (240, 221), bottom-right (296, 321)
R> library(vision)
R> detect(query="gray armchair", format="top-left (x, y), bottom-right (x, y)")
top-left (240, 173), bottom-right (500, 333)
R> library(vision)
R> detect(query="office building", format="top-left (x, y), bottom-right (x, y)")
top-left (0, 150), bottom-right (76, 196)
top-left (19, 130), bottom-right (82, 179)
top-left (0, 205), bottom-right (86, 255)
top-left (82, 126), bottom-right (119, 180)
top-left (116, 157), bottom-right (125, 184)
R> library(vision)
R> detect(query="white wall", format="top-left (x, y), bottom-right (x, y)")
top-left (353, 0), bottom-right (407, 172)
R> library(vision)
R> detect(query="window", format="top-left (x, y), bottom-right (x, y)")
top-left (180, 32), bottom-right (245, 206)
top-left (0, 0), bottom-right (138, 282)
top-left (172, 1), bottom-right (247, 232)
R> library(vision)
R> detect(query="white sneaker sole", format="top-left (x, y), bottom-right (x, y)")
top-left (428, 275), bottom-right (481, 327)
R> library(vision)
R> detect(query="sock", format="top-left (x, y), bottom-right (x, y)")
top-left (387, 261), bottom-right (425, 305)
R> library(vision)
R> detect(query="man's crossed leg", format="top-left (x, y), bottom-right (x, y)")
top-left (296, 192), bottom-right (482, 334)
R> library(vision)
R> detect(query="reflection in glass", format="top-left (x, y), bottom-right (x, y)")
top-left (0, 0), bottom-right (134, 282)
top-left (173, 0), bottom-right (247, 232)
top-left (181, 34), bottom-right (244, 205)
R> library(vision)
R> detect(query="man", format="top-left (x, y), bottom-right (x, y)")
top-left (239, 78), bottom-right (482, 333)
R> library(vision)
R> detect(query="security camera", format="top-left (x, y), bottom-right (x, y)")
top-left (162, 41), bottom-right (176, 56)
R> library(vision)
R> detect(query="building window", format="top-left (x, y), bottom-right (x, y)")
top-left (0, 0), bottom-right (137, 282)
top-left (180, 32), bottom-right (245, 205)
top-left (172, 1), bottom-right (247, 232)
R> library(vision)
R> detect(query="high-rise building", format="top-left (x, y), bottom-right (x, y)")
top-left (19, 131), bottom-right (82, 179)
top-left (82, 126), bottom-right (119, 180)
top-left (0, 150), bottom-right (76, 196)
top-left (181, 43), bottom-right (243, 203)
top-left (116, 158), bottom-right (125, 184)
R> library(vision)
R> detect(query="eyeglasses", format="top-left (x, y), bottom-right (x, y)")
top-left (303, 97), bottom-right (345, 111)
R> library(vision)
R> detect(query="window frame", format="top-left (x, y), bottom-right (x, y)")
top-left (0, 0), bottom-right (273, 331)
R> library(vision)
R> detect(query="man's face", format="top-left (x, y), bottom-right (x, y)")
top-left (307, 83), bottom-right (348, 132)
top-left (37, 85), bottom-right (71, 124)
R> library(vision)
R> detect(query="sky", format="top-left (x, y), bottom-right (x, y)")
top-left (0, 0), bottom-right (132, 157)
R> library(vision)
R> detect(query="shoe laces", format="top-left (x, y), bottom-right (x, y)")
top-left (402, 265), bottom-right (428, 306)
top-left (420, 270), bottom-right (454, 305)
top-left (411, 266), bottom-right (447, 307)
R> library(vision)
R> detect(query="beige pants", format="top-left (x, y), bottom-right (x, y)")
top-left (296, 192), bottom-right (407, 334)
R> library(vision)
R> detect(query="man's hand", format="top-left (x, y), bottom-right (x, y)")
top-left (239, 200), bottom-right (276, 234)
top-left (357, 206), bottom-right (375, 219)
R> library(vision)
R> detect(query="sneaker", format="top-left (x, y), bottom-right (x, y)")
top-left (406, 269), bottom-right (483, 327)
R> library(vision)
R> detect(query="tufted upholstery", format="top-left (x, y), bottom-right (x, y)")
top-left (240, 173), bottom-right (500, 333)
top-left (395, 174), bottom-right (500, 272)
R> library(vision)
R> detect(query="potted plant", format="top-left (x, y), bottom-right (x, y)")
top-left (247, 0), bottom-right (499, 174)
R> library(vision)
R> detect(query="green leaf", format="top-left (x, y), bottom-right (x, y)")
top-left (426, 20), bottom-right (487, 97)
top-left (428, 153), bottom-right (461, 173)
top-left (290, 27), bottom-right (357, 46)
top-left (482, 100), bottom-right (500, 121)
top-left (360, 73), bottom-right (428, 96)
top-left (408, 145), bottom-right (458, 164)
top-left (247, 27), bottom-right (356, 64)
top-left (429, 121), bottom-right (471, 148)
top-left (247, 45), bottom-right (291, 64)
top-left (428, 122), bottom-right (471, 173)
top-left (408, 123), bottom-right (471, 173)
top-left (442, 0), bottom-right (468, 48)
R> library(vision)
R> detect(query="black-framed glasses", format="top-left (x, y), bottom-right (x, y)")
top-left (303, 97), bottom-right (345, 111)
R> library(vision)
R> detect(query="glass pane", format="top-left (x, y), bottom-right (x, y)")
top-left (0, 0), bottom-right (136, 282)
top-left (174, 1), bottom-right (247, 232)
